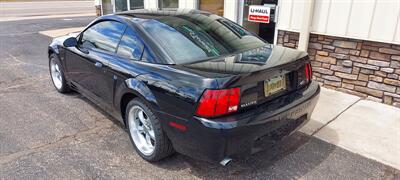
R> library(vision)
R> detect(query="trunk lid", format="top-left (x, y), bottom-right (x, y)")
top-left (181, 44), bottom-right (310, 110)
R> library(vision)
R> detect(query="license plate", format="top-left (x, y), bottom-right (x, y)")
top-left (264, 75), bottom-right (286, 97)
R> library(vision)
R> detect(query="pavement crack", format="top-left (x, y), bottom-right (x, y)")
top-left (381, 166), bottom-right (400, 179)
top-left (6, 51), bottom-right (47, 69)
top-left (0, 122), bottom-right (115, 165)
top-left (0, 77), bottom-right (49, 91)
top-left (311, 98), bottom-right (362, 136)
top-left (0, 31), bottom-right (37, 37)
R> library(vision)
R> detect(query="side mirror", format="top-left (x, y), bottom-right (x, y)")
top-left (63, 37), bottom-right (78, 47)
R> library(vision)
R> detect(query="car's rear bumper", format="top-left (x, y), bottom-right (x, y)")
top-left (158, 81), bottom-right (320, 162)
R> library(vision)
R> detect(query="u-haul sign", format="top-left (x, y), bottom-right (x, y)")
top-left (248, 5), bottom-right (271, 23)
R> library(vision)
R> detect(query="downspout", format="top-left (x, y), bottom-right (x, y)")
top-left (297, 0), bottom-right (315, 51)
top-left (273, 3), bottom-right (280, 45)
top-left (237, 0), bottom-right (244, 25)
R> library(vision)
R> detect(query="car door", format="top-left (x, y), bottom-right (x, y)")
top-left (65, 20), bottom-right (126, 105)
top-left (107, 26), bottom-right (157, 104)
top-left (108, 26), bottom-right (150, 79)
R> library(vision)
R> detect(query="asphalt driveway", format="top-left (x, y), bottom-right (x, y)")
top-left (0, 16), bottom-right (399, 179)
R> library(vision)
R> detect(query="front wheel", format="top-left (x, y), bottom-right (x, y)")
top-left (126, 98), bottom-right (175, 161)
top-left (49, 54), bottom-right (69, 93)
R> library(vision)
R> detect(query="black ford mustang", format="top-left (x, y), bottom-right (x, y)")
top-left (48, 9), bottom-right (319, 165)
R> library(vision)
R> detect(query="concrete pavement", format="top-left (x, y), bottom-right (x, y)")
top-left (300, 88), bottom-right (400, 170)
top-left (0, 1), bottom-right (95, 21)
top-left (39, 27), bottom-right (85, 37)
top-left (299, 88), bottom-right (361, 135)
top-left (315, 99), bottom-right (400, 170)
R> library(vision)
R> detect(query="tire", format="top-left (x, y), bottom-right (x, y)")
top-left (125, 98), bottom-right (175, 161)
top-left (49, 54), bottom-right (70, 93)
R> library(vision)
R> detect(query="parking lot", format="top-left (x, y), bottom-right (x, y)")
top-left (1, 15), bottom-right (399, 179)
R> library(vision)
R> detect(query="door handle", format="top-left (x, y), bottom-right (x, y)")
top-left (94, 62), bottom-right (103, 68)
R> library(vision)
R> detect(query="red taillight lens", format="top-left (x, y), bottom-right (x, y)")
top-left (195, 88), bottom-right (240, 118)
top-left (305, 63), bottom-right (312, 82)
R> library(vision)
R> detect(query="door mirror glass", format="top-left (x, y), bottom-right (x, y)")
top-left (63, 37), bottom-right (78, 47)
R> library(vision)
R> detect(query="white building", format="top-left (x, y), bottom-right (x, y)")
top-left (96, 0), bottom-right (399, 47)
top-left (96, 0), bottom-right (400, 106)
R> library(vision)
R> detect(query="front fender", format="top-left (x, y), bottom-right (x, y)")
top-left (48, 43), bottom-right (65, 69)
top-left (48, 44), bottom-right (60, 55)
top-left (48, 33), bottom-right (78, 58)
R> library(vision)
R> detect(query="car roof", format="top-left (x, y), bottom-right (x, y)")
top-left (114, 8), bottom-right (213, 20)
top-left (94, 9), bottom-right (224, 64)
top-left (102, 9), bottom-right (219, 64)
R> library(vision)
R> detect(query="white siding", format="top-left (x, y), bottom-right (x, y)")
top-left (311, 0), bottom-right (331, 33)
top-left (144, 0), bottom-right (158, 9)
top-left (395, 14), bottom-right (400, 42)
top-left (346, 0), bottom-right (375, 38)
top-left (369, 0), bottom-right (399, 42)
top-left (277, 0), bottom-right (294, 31)
top-left (179, 0), bottom-right (197, 9)
top-left (325, 0), bottom-right (352, 35)
top-left (290, 1), bottom-right (305, 31)
top-left (277, 0), bottom-right (400, 44)
top-left (224, 0), bottom-right (239, 22)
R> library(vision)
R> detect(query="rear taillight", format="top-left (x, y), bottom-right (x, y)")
top-left (195, 88), bottom-right (240, 118)
top-left (305, 63), bottom-right (312, 82)
top-left (298, 63), bottom-right (313, 87)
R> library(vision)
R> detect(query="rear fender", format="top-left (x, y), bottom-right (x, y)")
top-left (114, 77), bottom-right (160, 117)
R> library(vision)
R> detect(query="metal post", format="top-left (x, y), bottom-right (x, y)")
top-left (297, 0), bottom-right (315, 51)
top-left (273, 4), bottom-right (279, 45)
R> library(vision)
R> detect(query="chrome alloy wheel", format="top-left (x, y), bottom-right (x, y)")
top-left (128, 105), bottom-right (155, 156)
top-left (50, 59), bottom-right (63, 89)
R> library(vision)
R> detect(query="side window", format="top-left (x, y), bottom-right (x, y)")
top-left (141, 47), bottom-right (155, 62)
top-left (80, 21), bottom-right (126, 53)
top-left (116, 28), bottom-right (144, 60)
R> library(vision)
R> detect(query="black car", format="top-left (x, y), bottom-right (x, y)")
top-left (48, 9), bottom-right (319, 165)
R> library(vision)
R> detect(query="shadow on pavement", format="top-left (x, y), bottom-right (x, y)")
top-left (76, 94), bottom-right (340, 179)
top-left (154, 130), bottom-right (338, 179)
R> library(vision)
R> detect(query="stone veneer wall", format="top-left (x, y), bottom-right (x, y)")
top-left (277, 31), bottom-right (299, 49)
top-left (277, 30), bottom-right (400, 107)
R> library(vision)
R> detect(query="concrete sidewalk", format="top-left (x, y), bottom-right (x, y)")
top-left (301, 87), bottom-right (400, 170)
top-left (0, 1), bottom-right (95, 22)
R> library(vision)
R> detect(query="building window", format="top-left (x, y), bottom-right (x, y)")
top-left (199, 0), bottom-right (224, 16)
top-left (130, 0), bottom-right (144, 10)
top-left (159, 0), bottom-right (179, 9)
top-left (115, 0), bottom-right (128, 12)
top-left (115, 0), bottom-right (144, 12)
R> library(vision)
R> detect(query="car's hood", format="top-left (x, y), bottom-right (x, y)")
top-left (181, 44), bottom-right (308, 76)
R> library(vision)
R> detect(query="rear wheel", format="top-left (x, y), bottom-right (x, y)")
top-left (49, 54), bottom-right (69, 93)
top-left (126, 98), bottom-right (174, 161)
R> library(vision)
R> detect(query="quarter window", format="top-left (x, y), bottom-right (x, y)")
top-left (116, 28), bottom-right (144, 60)
top-left (142, 47), bottom-right (155, 62)
top-left (80, 21), bottom-right (126, 53)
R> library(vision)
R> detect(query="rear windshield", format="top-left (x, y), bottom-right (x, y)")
top-left (140, 13), bottom-right (266, 64)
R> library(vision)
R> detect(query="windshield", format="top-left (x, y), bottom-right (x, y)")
top-left (140, 13), bottom-right (266, 64)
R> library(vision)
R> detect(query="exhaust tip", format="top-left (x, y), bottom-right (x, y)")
top-left (220, 157), bottom-right (232, 166)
